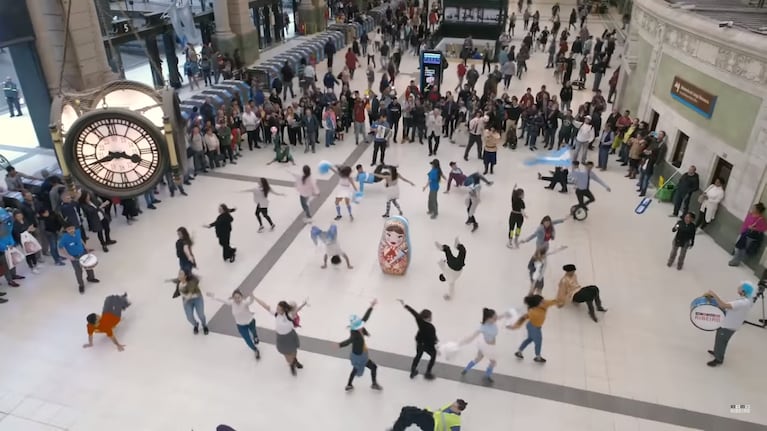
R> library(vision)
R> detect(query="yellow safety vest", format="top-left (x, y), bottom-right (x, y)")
top-left (432, 405), bottom-right (461, 431)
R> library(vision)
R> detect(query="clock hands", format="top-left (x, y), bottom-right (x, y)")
top-left (90, 151), bottom-right (143, 165)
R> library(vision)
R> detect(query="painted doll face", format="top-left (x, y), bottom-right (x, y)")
top-left (384, 229), bottom-right (404, 248)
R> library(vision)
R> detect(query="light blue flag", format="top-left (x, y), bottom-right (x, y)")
top-left (523, 147), bottom-right (573, 167)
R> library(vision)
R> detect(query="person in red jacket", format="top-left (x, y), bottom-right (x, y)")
top-left (345, 48), bottom-right (360, 79)
top-left (455, 63), bottom-right (467, 92)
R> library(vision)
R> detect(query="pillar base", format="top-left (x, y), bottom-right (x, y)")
top-left (298, 4), bottom-right (327, 36)
top-left (213, 30), bottom-right (261, 68)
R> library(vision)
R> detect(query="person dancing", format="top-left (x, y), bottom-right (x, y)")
top-left (374, 166), bottom-right (415, 218)
top-left (204, 204), bottom-right (237, 262)
top-left (338, 299), bottom-right (383, 391)
top-left (436, 237), bottom-right (466, 300)
top-left (386, 399), bottom-right (467, 431)
top-left (460, 307), bottom-right (506, 384)
top-left (511, 294), bottom-right (560, 363)
top-left (556, 264), bottom-right (607, 322)
top-left (206, 289), bottom-right (262, 359)
top-left (330, 165), bottom-right (357, 221)
top-left (527, 245), bottom-right (567, 295)
top-left (82, 293), bottom-right (130, 352)
top-left (397, 299), bottom-right (438, 380)
top-left (465, 182), bottom-right (482, 232)
top-left (507, 185), bottom-right (527, 248)
top-left (311, 224), bottom-right (354, 269)
top-left (253, 296), bottom-right (308, 375)
top-left (250, 178), bottom-right (284, 232)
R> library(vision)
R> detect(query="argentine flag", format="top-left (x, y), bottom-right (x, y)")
top-left (523, 147), bottom-right (572, 167)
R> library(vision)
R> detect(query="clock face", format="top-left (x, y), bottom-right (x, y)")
top-left (64, 110), bottom-right (167, 197)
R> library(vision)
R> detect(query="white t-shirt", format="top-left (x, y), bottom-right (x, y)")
top-left (274, 313), bottom-right (295, 335)
top-left (242, 111), bottom-right (259, 131)
top-left (229, 297), bottom-right (255, 325)
top-left (721, 298), bottom-right (753, 330)
top-left (253, 186), bottom-right (268, 207)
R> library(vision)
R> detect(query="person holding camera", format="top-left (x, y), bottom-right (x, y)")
top-left (703, 283), bottom-right (755, 367)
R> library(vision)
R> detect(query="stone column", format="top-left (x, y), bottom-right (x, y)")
top-left (298, 0), bottom-right (328, 36)
top-left (212, 0), bottom-right (261, 67)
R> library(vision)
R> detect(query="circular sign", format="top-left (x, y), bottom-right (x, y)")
top-left (690, 296), bottom-right (725, 331)
top-left (63, 109), bottom-right (168, 197)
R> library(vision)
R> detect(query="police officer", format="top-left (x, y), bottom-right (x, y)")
top-left (387, 399), bottom-right (467, 431)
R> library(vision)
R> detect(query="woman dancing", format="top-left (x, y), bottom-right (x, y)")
top-left (253, 296), bottom-right (308, 375)
top-left (521, 215), bottom-right (566, 252)
top-left (465, 182), bottom-right (482, 232)
top-left (293, 165), bottom-right (320, 222)
top-left (527, 245), bottom-right (567, 295)
top-left (330, 165), bottom-right (357, 221)
top-left (251, 178), bottom-right (284, 232)
top-left (204, 204), bottom-right (237, 263)
top-left (374, 166), bottom-right (415, 218)
top-left (436, 237), bottom-right (466, 300)
top-left (175, 227), bottom-right (196, 274)
top-left (338, 299), bottom-right (382, 391)
top-left (460, 307), bottom-right (508, 384)
top-left (556, 264), bottom-right (607, 322)
top-left (170, 269), bottom-right (209, 335)
top-left (397, 299), bottom-right (438, 380)
top-left (510, 294), bottom-right (560, 363)
top-left (507, 185), bottom-right (528, 248)
top-left (206, 289), bottom-right (262, 359)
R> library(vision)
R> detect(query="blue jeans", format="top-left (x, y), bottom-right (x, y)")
top-left (325, 129), bottom-right (335, 147)
top-left (46, 231), bottom-right (63, 262)
top-left (638, 168), bottom-right (652, 195)
top-left (518, 321), bottom-right (543, 356)
top-left (526, 127), bottom-right (539, 148)
top-left (299, 195), bottom-right (311, 218)
top-left (182, 296), bottom-right (207, 327)
top-left (144, 190), bottom-right (158, 207)
top-left (236, 319), bottom-right (260, 351)
top-left (598, 145), bottom-right (610, 169)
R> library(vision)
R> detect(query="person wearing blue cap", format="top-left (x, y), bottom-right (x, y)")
top-left (338, 299), bottom-right (382, 391)
top-left (703, 282), bottom-right (755, 367)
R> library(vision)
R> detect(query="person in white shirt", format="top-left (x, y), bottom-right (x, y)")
top-left (464, 111), bottom-right (488, 161)
top-left (242, 107), bottom-right (260, 150)
top-left (253, 297), bottom-right (308, 375)
top-left (203, 127), bottom-right (221, 169)
top-left (302, 62), bottom-right (316, 94)
top-left (426, 108), bottom-right (443, 157)
top-left (571, 115), bottom-right (595, 164)
top-left (703, 282), bottom-right (755, 367)
top-left (249, 178), bottom-right (285, 232)
top-left (206, 289), bottom-right (261, 360)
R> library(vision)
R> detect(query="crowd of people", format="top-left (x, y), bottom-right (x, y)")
top-left (1, 1), bottom-right (762, 429)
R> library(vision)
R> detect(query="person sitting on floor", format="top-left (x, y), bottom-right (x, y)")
top-left (538, 166), bottom-right (571, 192)
top-left (555, 264), bottom-right (607, 322)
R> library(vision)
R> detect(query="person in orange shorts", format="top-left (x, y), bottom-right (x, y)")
top-left (82, 293), bottom-right (130, 351)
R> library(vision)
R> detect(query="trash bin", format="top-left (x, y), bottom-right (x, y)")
top-left (657, 182), bottom-right (675, 202)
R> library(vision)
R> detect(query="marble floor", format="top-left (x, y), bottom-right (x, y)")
top-left (0, 2), bottom-right (765, 431)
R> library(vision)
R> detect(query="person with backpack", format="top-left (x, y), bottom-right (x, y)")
top-left (253, 296), bottom-right (308, 375)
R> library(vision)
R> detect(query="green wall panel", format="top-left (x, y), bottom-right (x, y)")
top-left (652, 54), bottom-right (761, 151)
top-left (622, 37), bottom-right (653, 115)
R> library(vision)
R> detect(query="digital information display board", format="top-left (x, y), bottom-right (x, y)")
top-left (419, 51), bottom-right (444, 94)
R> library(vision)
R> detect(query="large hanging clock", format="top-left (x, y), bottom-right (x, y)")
top-left (63, 109), bottom-right (168, 197)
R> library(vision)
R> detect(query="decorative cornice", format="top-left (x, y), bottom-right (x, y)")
top-left (632, 2), bottom-right (767, 86)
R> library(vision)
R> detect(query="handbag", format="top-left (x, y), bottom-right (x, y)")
top-left (20, 231), bottom-right (42, 256)
top-left (6, 247), bottom-right (25, 267)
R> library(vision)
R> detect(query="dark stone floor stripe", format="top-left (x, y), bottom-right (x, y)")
top-left (206, 142), bottom-right (763, 431)
top-left (199, 171), bottom-right (301, 188)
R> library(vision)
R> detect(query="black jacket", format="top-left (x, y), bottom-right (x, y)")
top-left (405, 305), bottom-right (437, 346)
top-left (677, 173), bottom-right (700, 195)
top-left (673, 221), bottom-right (696, 247)
top-left (209, 212), bottom-right (234, 237)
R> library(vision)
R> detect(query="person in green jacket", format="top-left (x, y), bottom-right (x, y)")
top-left (267, 140), bottom-right (295, 165)
top-left (216, 119), bottom-right (236, 165)
top-left (387, 399), bottom-right (467, 431)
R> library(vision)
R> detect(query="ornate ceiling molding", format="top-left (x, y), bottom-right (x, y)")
top-left (632, 4), bottom-right (767, 86)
